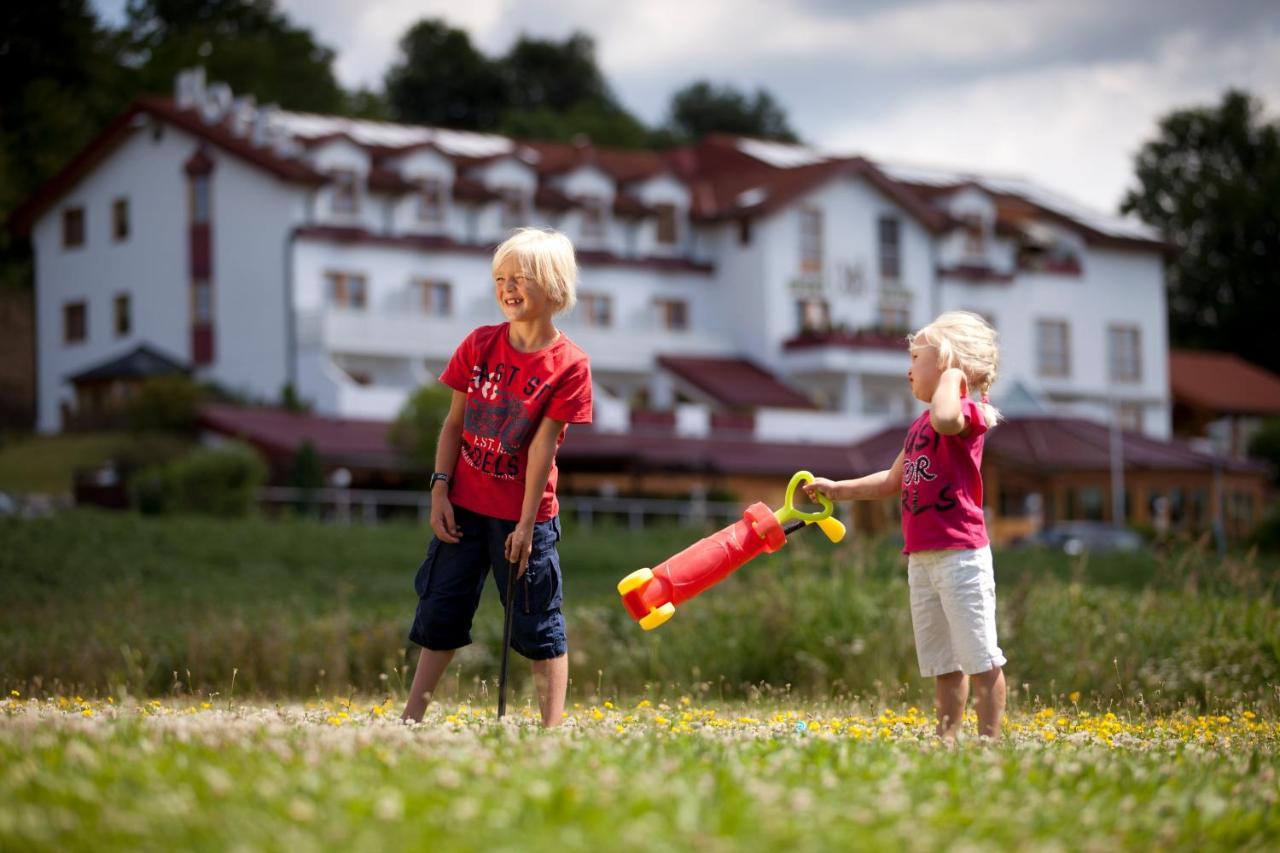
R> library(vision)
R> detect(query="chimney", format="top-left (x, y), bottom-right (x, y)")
top-left (175, 68), bottom-right (206, 110)
top-left (229, 95), bottom-right (257, 137)
top-left (252, 104), bottom-right (280, 147)
top-left (201, 82), bottom-right (233, 125)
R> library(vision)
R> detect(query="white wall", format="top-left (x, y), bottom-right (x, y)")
top-left (33, 122), bottom-right (191, 432)
top-left (210, 150), bottom-right (308, 404)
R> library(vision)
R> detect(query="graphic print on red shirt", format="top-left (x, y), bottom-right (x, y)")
top-left (439, 324), bottom-right (592, 522)
top-left (900, 397), bottom-right (989, 553)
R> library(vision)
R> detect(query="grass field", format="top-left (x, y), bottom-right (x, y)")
top-left (2, 694), bottom-right (1277, 850)
top-left (4, 511), bottom-right (1279, 849)
top-left (0, 432), bottom-right (125, 495)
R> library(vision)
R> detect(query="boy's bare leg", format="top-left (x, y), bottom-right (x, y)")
top-left (401, 648), bottom-right (455, 722)
top-left (970, 666), bottom-right (1006, 739)
top-left (935, 671), bottom-right (968, 743)
top-left (531, 653), bottom-right (568, 728)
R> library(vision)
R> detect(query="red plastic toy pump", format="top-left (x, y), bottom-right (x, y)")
top-left (616, 471), bottom-right (845, 630)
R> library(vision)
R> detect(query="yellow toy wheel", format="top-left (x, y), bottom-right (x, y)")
top-left (639, 602), bottom-right (676, 631)
top-left (617, 567), bottom-right (654, 596)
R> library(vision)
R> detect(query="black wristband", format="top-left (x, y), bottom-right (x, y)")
top-left (430, 472), bottom-right (450, 489)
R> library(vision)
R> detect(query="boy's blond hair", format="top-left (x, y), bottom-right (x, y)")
top-left (491, 227), bottom-right (578, 314)
top-left (908, 310), bottom-right (1002, 426)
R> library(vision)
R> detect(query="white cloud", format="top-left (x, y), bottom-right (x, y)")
top-left (820, 27), bottom-right (1280, 211)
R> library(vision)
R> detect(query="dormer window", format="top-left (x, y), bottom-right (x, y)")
top-left (499, 187), bottom-right (526, 229)
top-left (655, 204), bottom-right (678, 245)
top-left (960, 213), bottom-right (985, 256)
top-left (330, 169), bottom-right (359, 214)
top-left (416, 178), bottom-right (444, 224)
top-left (581, 196), bottom-right (605, 240)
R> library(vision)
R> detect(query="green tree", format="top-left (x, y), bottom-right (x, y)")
top-left (388, 384), bottom-right (454, 474)
top-left (120, 0), bottom-right (346, 113)
top-left (663, 80), bottom-right (799, 143)
top-left (503, 32), bottom-right (614, 114)
top-left (384, 19), bottom-right (507, 130)
top-left (1121, 90), bottom-right (1280, 373)
top-left (1, 1), bottom-right (129, 286)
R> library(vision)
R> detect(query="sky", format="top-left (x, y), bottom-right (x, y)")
top-left (92, 0), bottom-right (1280, 213)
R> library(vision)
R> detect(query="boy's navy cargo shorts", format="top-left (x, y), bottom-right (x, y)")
top-left (408, 504), bottom-right (567, 660)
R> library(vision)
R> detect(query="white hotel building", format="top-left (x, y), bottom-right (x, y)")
top-left (19, 70), bottom-right (1173, 450)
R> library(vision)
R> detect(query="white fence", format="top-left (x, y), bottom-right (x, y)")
top-left (258, 487), bottom-right (745, 530)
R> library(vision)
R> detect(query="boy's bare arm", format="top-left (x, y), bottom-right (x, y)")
top-left (429, 391), bottom-right (467, 543)
top-left (505, 416), bottom-right (566, 574)
top-left (805, 450), bottom-right (904, 502)
top-left (930, 368), bottom-right (969, 435)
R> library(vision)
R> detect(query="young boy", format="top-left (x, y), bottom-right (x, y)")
top-left (401, 228), bottom-right (592, 728)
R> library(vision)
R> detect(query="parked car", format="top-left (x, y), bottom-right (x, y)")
top-left (1019, 521), bottom-right (1144, 555)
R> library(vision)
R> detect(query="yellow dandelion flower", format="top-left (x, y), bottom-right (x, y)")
top-left (603, 701), bottom-right (614, 709)
top-left (1068, 691), bottom-right (1081, 703)
top-left (82, 708), bottom-right (93, 717)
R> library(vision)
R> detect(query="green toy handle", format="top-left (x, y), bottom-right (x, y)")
top-left (774, 470), bottom-right (833, 525)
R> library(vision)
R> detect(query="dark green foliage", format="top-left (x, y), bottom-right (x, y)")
top-left (120, 0), bottom-right (346, 113)
top-left (2, 513), bottom-right (1277, 706)
top-left (126, 376), bottom-right (202, 434)
top-left (662, 80), bottom-right (800, 143)
top-left (1122, 90), bottom-right (1280, 373)
top-left (384, 19), bottom-right (508, 130)
top-left (387, 384), bottom-right (454, 475)
top-left (289, 439), bottom-right (323, 516)
top-left (128, 442), bottom-right (266, 517)
top-left (1247, 417), bottom-right (1280, 485)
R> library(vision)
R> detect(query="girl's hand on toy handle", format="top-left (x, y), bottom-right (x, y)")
top-left (505, 523), bottom-right (534, 578)
top-left (430, 495), bottom-right (462, 543)
top-left (803, 477), bottom-right (838, 502)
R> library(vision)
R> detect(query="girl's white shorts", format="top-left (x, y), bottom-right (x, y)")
top-left (907, 545), bottom-right (1007, 678)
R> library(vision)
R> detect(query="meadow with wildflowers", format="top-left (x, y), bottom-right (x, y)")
top-left (2, 691), bottom-right (1278, 850)
top-left (3, 511), bottom-right (1280, 848)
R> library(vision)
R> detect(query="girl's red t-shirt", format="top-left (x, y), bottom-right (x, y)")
top-left (900, 397), bottom-right (989, 553)
top-left (439, 324), bottom-right (592, 522)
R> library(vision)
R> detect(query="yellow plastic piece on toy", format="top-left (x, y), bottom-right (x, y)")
top-left (639, 602), bottom-right (676, 631)
top-left (617, 567), bottom-right (654, 596)
top-left (815, 516), bottom-right (847, 543)
top-left (774, 470), bottom-right (834, 527)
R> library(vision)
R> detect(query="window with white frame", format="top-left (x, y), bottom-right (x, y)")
top-left (329, 169), bottom-right (359, 214)
top-left (878, 216), bottom-right (901, 281)
top-left (579, 293), bottom-right (612, 327)
top-left (1036, 319), bottom-right (1070, 377)
top-left (499, 187), bottom-right (526, 229)
top-left (799, 207), bottom-right (823, 272)
top-left (655, 203), bottom-right (678, 245)
top-left (112, 198), bottom-right (130, 242)
top-left (416, 178), bottom-right (444, 223)
top-left (114, 293), bottom-right (131, 337)
top-left (326, 272), bottom-right (368, 309)
top-left (1108, 325), bottom-right (1141, 382)
top-left (580, 196), bottom-right (606, 240)
top-left (413, 279), bottom-right (452, 316)
top-left (960, 213), bottom-right (985, 256)
top-left (64, 301), bottom-right (87, 344)
top-left (878, 304), bottom-right (909, 331)
top-left (654, 298), bottom-right (688, 331)
top-left (63, 207), bottom-right (85, 248)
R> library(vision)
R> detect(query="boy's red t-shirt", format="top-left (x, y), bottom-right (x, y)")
top-left (900, 397), bottom-right (989, 553)
top-left (439, 324), bottom-right (592, 523)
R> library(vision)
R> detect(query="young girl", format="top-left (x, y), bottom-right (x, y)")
top-left (805, 311), bottom-right (1007, 741)
top-left (401, 227), bottom-right (593, 728)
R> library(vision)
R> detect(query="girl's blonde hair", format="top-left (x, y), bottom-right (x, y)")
top-left (491, 227), bottom-right (578, 314)
top-left (908, 310), bottom-right (1002, 427)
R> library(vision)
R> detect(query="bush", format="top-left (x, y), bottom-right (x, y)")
top-left (129, 442), bottom-right (267, 517)
top-left (127, 376), bottom-right (202, 434)
top-left (388, 384), bottom-right (453, 476)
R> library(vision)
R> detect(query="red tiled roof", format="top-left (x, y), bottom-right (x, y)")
top-left (657, 356), bottom-right (814, 409)
top-left (197, 404), bottom-right (408, 469)
top-left (560, 428), bottom-right (864, 479)
top-left (1170, 350), bottom-right (1280, 416)
top-left (9, 96), bottom-right (326, 235)
top-left (519, 139), bottom-right (670, 184)
top-left (847, 416), bottom-right (1265, 475)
